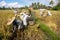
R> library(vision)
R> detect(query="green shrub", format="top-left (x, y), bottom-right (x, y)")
top-left (52, 6), bottom-right (60, 10)
top-left (36, 19), bottom-right (60, 40)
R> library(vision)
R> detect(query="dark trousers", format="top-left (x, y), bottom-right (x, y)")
top-left (10, 25), bottom-right (18, 40)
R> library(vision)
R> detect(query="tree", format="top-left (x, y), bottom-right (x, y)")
top-left (51, 0), bottom-right (60, 10)
top-left (49, 0), bottom-right (54, 7)
top-left (33, 2), bottom-right (37, 9)
top-left (0, 7), bottom-right (2, 9)
top-left (57, 0), bottom-right (60, 6)
top-left (31, 2), bottom-right (37, 9)
top-left (37, 2), bottom-right (40, 9)
top-left (25, 6), bottom-right (28, 9)
top-left (30, 2), bottom-right (47, 9)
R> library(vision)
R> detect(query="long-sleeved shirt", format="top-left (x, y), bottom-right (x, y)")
top-left (20, 12), bottom-right (30, 26)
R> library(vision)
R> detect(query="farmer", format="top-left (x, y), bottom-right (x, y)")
top-left (19, 11), bottom-right (31, 27)
top-left (7, 9), bottom-right (25, 39)
top-left (7, 15), bottom-right (24, 40)
top-left (7, 17), bottom-right (17, 39)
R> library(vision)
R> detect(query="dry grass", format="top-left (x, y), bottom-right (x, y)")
top-left (0, 10), bottom-right (60, 40)
top-left (0, 10), bottom-right (14, 40)
top-left (34, 9), bottom-right (60, 35)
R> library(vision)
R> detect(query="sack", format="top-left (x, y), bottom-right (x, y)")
top-left (26, 17), bottom-right (35, 26)
top-left (29, 21), bottom-right (35, 26)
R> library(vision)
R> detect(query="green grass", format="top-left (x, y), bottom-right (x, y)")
top-left (36, 19), bottom-right (60, 40)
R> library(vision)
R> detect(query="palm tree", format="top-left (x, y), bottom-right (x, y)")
top-left (37, 2), bottom-right (40, 9)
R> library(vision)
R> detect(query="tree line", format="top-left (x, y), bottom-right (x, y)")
top-left (49, 0), bottom-right (60, 10)
top-left (0, 0), bottom-right (60, 10)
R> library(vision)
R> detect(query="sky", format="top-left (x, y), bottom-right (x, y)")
top-left (0, 0), bottom-right (58, 8)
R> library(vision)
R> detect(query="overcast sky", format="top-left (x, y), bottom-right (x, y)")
top-left (0, 0), bottom-right (58, 8)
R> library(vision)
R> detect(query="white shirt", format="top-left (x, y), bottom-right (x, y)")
top-left (22, 13), bottom-right (29, 26)
top-left (20, 12), bottom-right (30, 26)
